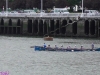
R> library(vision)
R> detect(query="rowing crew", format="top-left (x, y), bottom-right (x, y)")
top-left (43, 43), bottom-right (95, 50)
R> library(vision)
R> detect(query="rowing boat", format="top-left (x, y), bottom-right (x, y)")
top-left (34, 46), bottom-right (100, 52)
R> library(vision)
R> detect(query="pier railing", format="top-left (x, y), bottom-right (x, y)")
top-left (0, 13), bottom-right (100, 18)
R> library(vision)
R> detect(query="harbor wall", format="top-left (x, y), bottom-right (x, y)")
top-left (0, 17), bottom-right (100, 37)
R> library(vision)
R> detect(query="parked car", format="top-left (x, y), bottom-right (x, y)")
top-left (53, 8), bottom-right (69, 14)
top-left (23, 10), bottom-right (36, 13)
top-left (84, 10), bottom-right (100, 16)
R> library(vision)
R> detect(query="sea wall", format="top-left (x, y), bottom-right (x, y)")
top-left (0, 17), bottom-right (100, 37)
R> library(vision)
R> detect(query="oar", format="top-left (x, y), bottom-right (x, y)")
top-left (30, 46), bottom-right (35, 48)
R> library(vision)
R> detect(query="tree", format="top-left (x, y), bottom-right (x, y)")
top-left (67, 0), bottom-right (81, 12)
top-left (44, 0), bottom-right (54, 9)
top-left (25, 0), bottom-right (34, 9)
top-left (9, 0), bottom-right (14, 2)
top-left (55, 0), bottom-right (68, 8)
top-left (67, 0), bottom-right (81, 6)
top-left (11, 0), bottom-right (26, 9)
top-left (84, 0), bottom-right (100, 10)
top-left (0, 0), bottom-right (100, 10)
top-left (0, 0), bottom-right (5, 10)
top-left (32, 0), bottom-right (41, 9)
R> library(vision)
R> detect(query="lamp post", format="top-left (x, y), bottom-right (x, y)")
top-left (6, 0), bottom-right (8, 16)
top-left (41, 0), bottom-right (43, 17)
top-left (82, 0), bottom-right (83, 13)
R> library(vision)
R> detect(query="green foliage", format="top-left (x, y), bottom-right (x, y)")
top-left (0, 0), bottom-right (100, 10)
top-left (9, 0), bottom-right (14, 2)
top-left (67, 0), bottom-right (81, 6)
top-left (55, 0), bottom-right (68, 8)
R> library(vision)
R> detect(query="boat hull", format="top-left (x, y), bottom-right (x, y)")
top-left (34, 46), bottom-right (100, 52)
top-left (44, 37), bottom-right (53, 41)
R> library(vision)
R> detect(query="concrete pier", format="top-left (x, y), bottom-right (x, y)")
top-left (0, 17), bottom-right (100, 37)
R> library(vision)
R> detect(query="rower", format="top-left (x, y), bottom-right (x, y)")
top-left (61, 45), bottom-right (63, 49)
top-left (61, 45), bottom-right (63, 47)
top-left (68, 45), bottom-right (71, 49)
top-left (81, 45), bottom-right (83, 50)
top-left (47, 45), bottom-right (51, 48)
top-left (91, 43), bottom-right (94, 50)
top-left (74, 45), bottom-right (77, 49)
top-left (55, 45), bottom-right (58, 48)
top-left (55, 45), bottom-right (58, 50)
top-left (47, 45), bottom-right (52, 51)
top-left (43, 43), bottom-right (46, 48)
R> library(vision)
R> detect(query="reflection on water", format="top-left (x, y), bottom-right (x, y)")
top-left (0, 36), bottom-right (100, 75)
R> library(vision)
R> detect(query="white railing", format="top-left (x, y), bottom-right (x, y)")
top-left (0, 13), bottom-right (100, 18)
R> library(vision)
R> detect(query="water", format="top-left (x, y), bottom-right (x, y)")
top-left (0, 36), bottom-right (100, 75)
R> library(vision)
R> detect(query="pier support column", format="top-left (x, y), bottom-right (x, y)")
top-left (43, 20), bottom-right (48, 36)
top-left (55, 19), bottom-right (60, 36)
top-left (42, 19), bottom-right (45, 35)
top-left (48, 19), bottom-right (51, 36)
top-left (98, 20), bottom-right (100, 37)
top-left (37, 19), bottom-right (39, 35)
top-left (84, 20), bottom-right (89, 37)
top-left (59, 19), bottom-right (62, 36)
top-left (88, 20), bottom-right (91, 37)
top-left (54, 19), bottom-right (57, 37)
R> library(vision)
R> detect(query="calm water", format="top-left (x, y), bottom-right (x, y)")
top-left (0, 36), bottom-right (100, 75)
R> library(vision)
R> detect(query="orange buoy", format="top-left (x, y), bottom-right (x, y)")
top-left (44, 36), bottom-right (53, 41)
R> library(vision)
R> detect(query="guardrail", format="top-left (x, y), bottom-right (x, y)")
top-left (0, 13), bottom-right (100, 18)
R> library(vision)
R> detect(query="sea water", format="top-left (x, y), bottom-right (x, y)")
top-left (0, 36), bottom-right (100, 75)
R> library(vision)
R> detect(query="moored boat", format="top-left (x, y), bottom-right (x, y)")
top-left (44, 36), bottom-right (53, 41)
